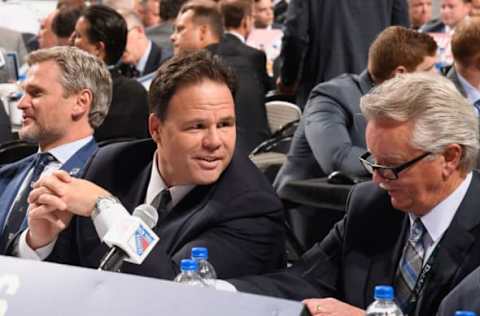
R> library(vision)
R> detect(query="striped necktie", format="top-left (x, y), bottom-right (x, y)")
top-left (395, 218), bottom-right (426, 311)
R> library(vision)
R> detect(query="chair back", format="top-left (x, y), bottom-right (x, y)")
top-left (0, 140), bottom-right (38, 166)
top-left (265, 101), bottom-right (301, 134)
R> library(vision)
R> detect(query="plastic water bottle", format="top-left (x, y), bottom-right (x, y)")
top-left (174, 259), bottom-right (206, 287)
top-left (365, 285), bottom-right (404, 316)
top-left (455, 312), bottom-right (477, 316)
top-left (191, 247), bottom-right (217, 287)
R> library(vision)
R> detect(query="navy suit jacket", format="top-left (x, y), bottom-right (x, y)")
top-left (0, 139), bottom-right (97, 252)
top-left (233, 172), bottom-right (480, 316)
top-left (274, 70), bottom-right (373, 194)
top-left (46, 139), bottom-right (286, 280)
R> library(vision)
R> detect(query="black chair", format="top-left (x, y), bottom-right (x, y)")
top-left (97, 137), bottom-right (138, 147)
top-left (0, 140), bottom-right (38, 166)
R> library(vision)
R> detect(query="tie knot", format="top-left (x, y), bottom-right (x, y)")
top-left (36, 152), bottom-right (55, 166)
top-left (409, 218), bottom-right (425, 244)
top-left (151, 189), bottom-right (172, 212)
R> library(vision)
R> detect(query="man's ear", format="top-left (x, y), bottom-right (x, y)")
top-left (441, 144), bottom-right (463, 178)
top-left (149, 113), bottom-right (162, 144)
top-left (72, 89), bottom-right (92, 120)
top-left (392, 65), bottom-right (408, 77)
top-left (95, 41), bottom-right (107, 62)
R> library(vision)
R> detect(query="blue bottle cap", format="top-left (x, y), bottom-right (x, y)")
top-left (373, 285), bottom-right (394, 300)
top-left (191, 247), bottom-right (208, 259)
top-left (455, 312), bottom-right (476, 316)
top-left (180, 259), bottom-right (198, 272)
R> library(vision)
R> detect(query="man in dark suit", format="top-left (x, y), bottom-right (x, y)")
top-left (445, 18), bottom-right (480, 112)
top-left (171, 0), bottom-right (271, 154)
top-left (436, 265), bottom-right (480, 315)
top-left (274, 27), bottom-right (437, 194)
top-left (0, 46), bottom-right (112, 255)
top-left (71, 5), bottom-right (150, 142)
top-left (277, 0), bottom-right (409, 108)
top-left (227, 73), bottom-right (480, 316)
top-left (119, 10), bottom-right (165, 78)
top-left (420, 0), bottom-right (471, 32)
top-left (22, 50), bottom-right (286, 280)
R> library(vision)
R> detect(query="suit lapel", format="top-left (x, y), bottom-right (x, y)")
top-left (416, 173), bottom-right (480, 315)
top-left (0, 157), bottom-right (36, 230)
top-left (119, 161), bottom-right (151, 212)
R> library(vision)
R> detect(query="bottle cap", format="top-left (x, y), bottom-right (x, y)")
top-left (373, 285), bottom-right (394, 300)
top-left (191, 247), bottom-right (208, 259)
top-left (180, 259), bottom-right (198, 272)
top-left (455, 312), bottom-right (477, 316)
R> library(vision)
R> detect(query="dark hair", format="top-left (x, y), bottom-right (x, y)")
top-left (220, 0), bottom-right (252, 29)
top-left (81, 5), bottom-right (127, 65)
top-left (368, 26), bottom-right (437, 83)
top-left (179, 0), bottom-right (224, 40)
top-left (451, 18), bottom-right (480, 67)
top-left (159, 0), bottom-right (189, 21)
top-left (149, 50), bottom-right (237, 120)
top-left (52, 6), bottom-right (84, 39)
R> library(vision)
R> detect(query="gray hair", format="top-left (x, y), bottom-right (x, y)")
top-left (360, 72), bottom-right (479, 173)
top-left (27, 46), bottom-right (112, 128)
top-left (120, 9), bottom-right (144, 30)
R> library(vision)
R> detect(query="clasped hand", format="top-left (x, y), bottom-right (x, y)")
top-left (26, 170), bottom-right (111, 249)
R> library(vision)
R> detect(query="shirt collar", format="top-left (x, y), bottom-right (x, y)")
top-left (145, 152), bottom-right (194, 209)
top-left (410, 172), bottom-right (472, 243)
top-left (40, 136), bottom-right (93, 165)
top-left (136, 40), bottom-right (152, 75)
top-left (226, 31), bottom-right (245, 43)
top-left (457, 72), bottom-right (480, 106)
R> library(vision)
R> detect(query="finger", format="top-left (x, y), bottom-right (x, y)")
top-left (52, 169), bottom-right (73, 183)
top-left (28, 186), bottom-right (53, 204)
top-left (32, 175), bottom-right (67, 197)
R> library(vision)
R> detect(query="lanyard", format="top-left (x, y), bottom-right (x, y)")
top-left (403, 244), bottom-right (440, 315)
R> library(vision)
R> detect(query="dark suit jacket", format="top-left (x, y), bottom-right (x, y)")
top-left (273, 70), bottom-right (373, 194)
top-left (0, 139), bottom-right (97, 253)
top-left (143, 41), bottom-right (163, 76)
top-left (446, 66), bottom-right (468, 98)
top-left (94, 69), bottom-right (149, 142)
top-left (207, 35), bottom-right (271, 154)
top-left (280, 0), bottom-right (409, 108)
top-left (46, 139), bottom-right (286, 280)
top-left (118, 41), bottom-right (164, 78)
top-left (233, 172), bottom-right (480, 316)
top-left (146, 21), bottom-right (174, 60)
top-left (419, 18), bottom-right (446, 33)
top-left (437, 265), bottom-right (480, 316)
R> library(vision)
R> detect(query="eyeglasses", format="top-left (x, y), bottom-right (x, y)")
top-left (359, 151), bottom-right (432, 180)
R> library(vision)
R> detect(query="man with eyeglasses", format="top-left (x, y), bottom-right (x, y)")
top-left (227, 72), bottom-right (480, 316)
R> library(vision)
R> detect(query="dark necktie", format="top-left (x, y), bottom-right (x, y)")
top-left (474, 100), bottom-right (480, 115)
top-left (0, 152), bottom-right (55, 252)
top-left (150, 189), bottom-right (172, 223)
top-left (394, 218), bottom-right (426, 311)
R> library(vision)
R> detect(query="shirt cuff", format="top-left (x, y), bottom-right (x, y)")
top-left (14, 229), bottom-right (56, 260)
top-left (214, 280), bottom-right (238, 292)
top-left (92, 201), bottom-right (130, 240)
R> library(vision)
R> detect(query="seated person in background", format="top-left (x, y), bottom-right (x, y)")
top-left (273, 26), bottom-right (437, 194)
top-left (446, 18), bottom-right (480, 113)
top-left (51, 6), bottom-right (83, 46)
top-left (20, 50), bottom-right (286, 280)
top-left (118, 10), bottom-right (166, 78)
top-left (471, 0), bottom-right (480, 16)
top-left (437, 264), bottom-right (480, 315)
top-left (253, 0), bottom-right (275, 29)
top-left (409, 0), bottom-right (432, 30)
top-left (420, 0), bottom-right (471, 33)
top-left (172, 0), bottom-right (271, 154)
top-left (71, 5), bottom-right (150, 142)
top-left (133, 0), bottom-right (160, 28)
top-left (230, 72), bottom-right (480, 316)
top-left (0, 46), bottom-right (111, 255)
